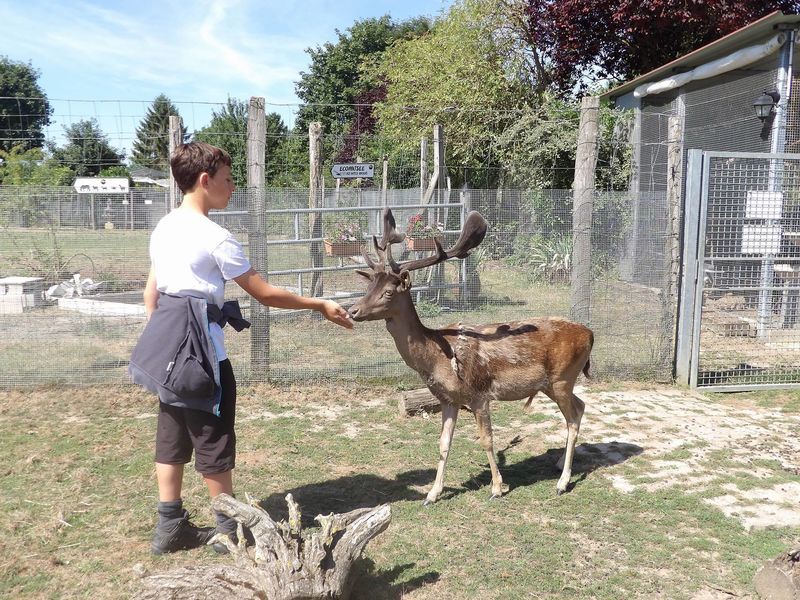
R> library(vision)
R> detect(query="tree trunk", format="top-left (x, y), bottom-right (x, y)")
top-left (135, 493), bottom-right (391, 600)
top-left (398, 388), bottom-right (440, 417)
top-left (753, 547), bottom-right (800, 600)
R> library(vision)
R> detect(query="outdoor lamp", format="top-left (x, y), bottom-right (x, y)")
top-left (753, 90), bottom-right (780, 120)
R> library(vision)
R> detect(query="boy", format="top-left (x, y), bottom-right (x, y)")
top-left (135, 141), bottom-right (352, 555)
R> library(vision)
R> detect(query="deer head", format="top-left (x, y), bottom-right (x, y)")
top-left (348, 208), bottom-right (488, 322)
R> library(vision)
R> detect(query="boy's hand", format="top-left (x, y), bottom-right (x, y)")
top-left (320, 300), bottom-right (353, 329)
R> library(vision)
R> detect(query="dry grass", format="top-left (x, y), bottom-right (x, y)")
top-left (1, 382), bottom-right (798, 599)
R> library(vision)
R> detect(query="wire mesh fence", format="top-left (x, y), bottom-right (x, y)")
top-left (693, 152), bottom-right (800, 388)
top-left (0, 184), bottom-right (675, 387)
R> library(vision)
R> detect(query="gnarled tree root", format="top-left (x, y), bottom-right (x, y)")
top-left (135, 493), bottom-right (391, 600)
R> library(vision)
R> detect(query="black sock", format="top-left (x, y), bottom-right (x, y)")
top-left (157, 499), bottom-right (184, 526)
top-left (215, 511), bottom-right (237, 534)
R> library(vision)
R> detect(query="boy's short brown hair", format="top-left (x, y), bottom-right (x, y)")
top-left (170, 141), bottom-right (232, 193)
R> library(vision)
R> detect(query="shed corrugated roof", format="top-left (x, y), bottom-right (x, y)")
top-left (601, 11), bottom-right (800, 101)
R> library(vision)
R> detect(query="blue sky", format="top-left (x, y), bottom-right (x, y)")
top-left (1, 0), bottom-right (452, 155)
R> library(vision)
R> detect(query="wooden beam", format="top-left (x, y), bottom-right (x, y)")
top-left (247, 97), bottom-right (269, 376)
top-left (168, 115), bottom-right (182, 211)
top-left (570, 96), bottom-right (599, 325)
top-left (308, 122), bottom-right (324, 297)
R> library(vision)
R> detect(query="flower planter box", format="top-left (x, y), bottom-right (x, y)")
top-left (324, 239), bottom-right (363, 257)
top-left (406, 237), bottom-right (440, 251)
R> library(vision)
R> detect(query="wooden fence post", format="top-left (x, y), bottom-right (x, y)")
top-left (168, 115), bottom-right (182, 211)
top-left (308, 122), bottom-right (324, 298)
top-left (570, 96), bottom-right (600, 325)
top-left (420, 137), bottom-right (428, 203)
top-left (247, 97), bottom-right (269, 376)
top-left (664, 115), bottom-right (684, 357)
top-left (381, 154), bottom-right (389, 206)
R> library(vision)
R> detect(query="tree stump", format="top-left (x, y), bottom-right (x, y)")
top-left (135, 493), bottom-right (391, 600)
top-left (397, 389), bottom-right (473, 417)
top-left (398, 388), bottom-right (440, 417)
top-left (754, 547), bottom-right (800, 600)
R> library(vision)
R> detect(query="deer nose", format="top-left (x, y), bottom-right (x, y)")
top-left (348, 304), bottom-right (363, 321)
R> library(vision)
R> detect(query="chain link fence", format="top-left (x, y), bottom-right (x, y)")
top-left (1, 183), bottom-right (674, 387)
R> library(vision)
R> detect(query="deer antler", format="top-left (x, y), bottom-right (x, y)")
top-left (380, 208), bottom-right (406, 249)
top-left (363, 209), bottom-right (407, 272)
top-left (398, 210), bottom-right (487, 272)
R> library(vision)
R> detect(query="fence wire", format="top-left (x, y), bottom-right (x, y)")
top-left (696, 154), bottom-right (800, 388)
top-left (0, 184), bottom-right (674, 387)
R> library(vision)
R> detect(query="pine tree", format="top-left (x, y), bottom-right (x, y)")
top-left (131, 94), bottom-right (185, 172)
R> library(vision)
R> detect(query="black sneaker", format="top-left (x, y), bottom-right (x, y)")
top-left (151, 510), bottom-right (215, 555)
top-left (210, 525), bottom-right (254, 554)
top-left (211, 529), bottom-right (237, 555)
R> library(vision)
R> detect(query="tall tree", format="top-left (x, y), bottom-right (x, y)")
top-left (527, 0), bottom-right (800, 95)
top-left (51, 118), bottom-right (124, 177)
top-left (131, 94), bottom-right (185, 171)
top-left (372, 0), bottom-right (531, 185)
top-left (194, 97), bottom-right (289, 186)
top-left (0, 57), bottom-right (52, 152)
top-left (294, 15), bottom-right (431, 136)
top-left (0, 145), bottom-right (72, 185)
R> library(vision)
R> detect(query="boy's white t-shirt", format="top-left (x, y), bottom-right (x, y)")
top-left (150, 209), bottom-right (251, 360)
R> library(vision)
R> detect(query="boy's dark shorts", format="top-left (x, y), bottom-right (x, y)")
top-left (155, 359), bottom-right (236, 474)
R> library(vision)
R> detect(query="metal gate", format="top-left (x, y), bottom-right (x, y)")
top-left (677, 149), bottom-right (800, 390)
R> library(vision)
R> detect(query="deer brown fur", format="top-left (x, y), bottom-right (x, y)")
top-left (349, 209), bottom-right (594, 504)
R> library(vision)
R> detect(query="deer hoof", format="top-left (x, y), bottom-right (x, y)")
top-left (489, 492), bottom-right (503, 501)
top-left (556, 487), bottom-right (566, 496)
top-left (422, 498), bottom-right (434, 507)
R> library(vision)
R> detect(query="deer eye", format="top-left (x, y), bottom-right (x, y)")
top-left (383, 290), bottom-right (393, 298)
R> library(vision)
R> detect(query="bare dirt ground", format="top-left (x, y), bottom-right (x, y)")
top-left (563, 387), bottom-right (800, 531)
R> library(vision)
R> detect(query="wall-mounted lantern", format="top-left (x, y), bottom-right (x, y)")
top-left (753, 90), bottom-right (780, 120)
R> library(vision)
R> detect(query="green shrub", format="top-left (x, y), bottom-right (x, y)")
top-left (508, 233), bottom-right (572, 282)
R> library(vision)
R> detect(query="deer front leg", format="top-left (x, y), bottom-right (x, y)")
top-left (471, 403), bottom-right (505, 500)
top-left (424, 401), bottom-right (460, 506)
top-left (553, 392), bottom-right (585, 495)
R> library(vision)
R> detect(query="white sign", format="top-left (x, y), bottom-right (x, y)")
top-left (331, 163), bottom-right (374, 179)
top-left (745, 190), bottom-right (783, 219)
top-left (73, 177), bottom-right (130, 194)
top-left (741, 224), bottom-right (782, 255)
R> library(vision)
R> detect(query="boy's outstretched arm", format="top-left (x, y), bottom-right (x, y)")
top-left (234, 268), bottom-right (353, 329)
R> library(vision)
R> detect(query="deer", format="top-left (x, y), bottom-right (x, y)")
top-left (348, 209), bottom-right (594, 505)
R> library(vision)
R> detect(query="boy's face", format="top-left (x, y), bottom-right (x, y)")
top-left (206, 164), bottom-right (235, 209)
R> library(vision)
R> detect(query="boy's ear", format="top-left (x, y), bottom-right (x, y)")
top-left (399, 270), bottom-right (412, 291)
top-left (198, 172), bottom-right (209, 188)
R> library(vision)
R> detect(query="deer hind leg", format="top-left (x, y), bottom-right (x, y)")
top-left (471, 402), bottom-right (505, 500)
top-left (548, 383), bottom-right (585, 495)
top-left (424, 401), bottom-right (460, 506)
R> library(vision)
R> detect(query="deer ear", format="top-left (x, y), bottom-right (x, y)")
top-left (355, 269), bottom-right (374, 281)
top-left (399, 270), bottom-right (412, 291)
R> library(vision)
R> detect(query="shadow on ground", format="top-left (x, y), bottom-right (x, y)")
top-left (258, 470), bottom-right (433, 525)
top-left (439, 438), bottom-right (643, 501)
top-left (350, 560), bottom-right (440, 600)
top-left (251, 440), bottom-right (640, 596)
top-left (258, 439), bottom-right (643, 514)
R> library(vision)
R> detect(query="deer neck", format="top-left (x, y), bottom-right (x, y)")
top-left (385, 294), bottom-right (437, 375)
